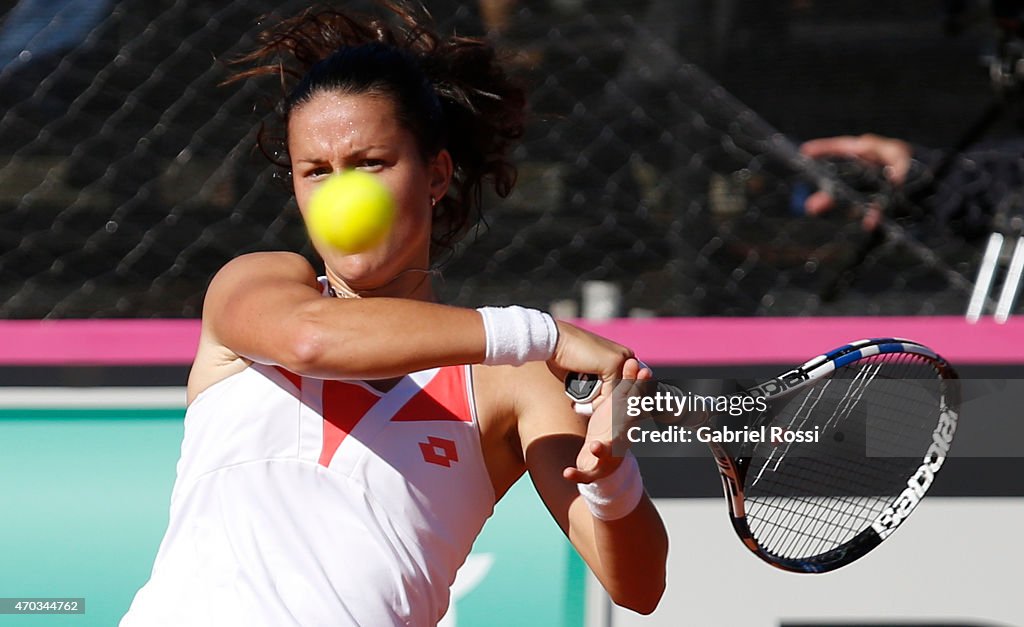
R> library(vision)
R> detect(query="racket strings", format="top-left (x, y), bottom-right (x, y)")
top-left (749, 495), bottom-right (888, 556)
top-left (861, 352), bottom-right (938, 455)
top-left (747, 364), bottom-right (936, 559)
top-left (748, 420), bottom-right (920, 554)
top-left (741, 352), bottom-right (946, 562)
top-left (751, 494), bottom-right (883, 534)
top-left (748, 462), bottom-right (903, 557)
top-left (750, 419), bottom-right (928, 559)
top-left (753, 452), bottom-right (905, 498)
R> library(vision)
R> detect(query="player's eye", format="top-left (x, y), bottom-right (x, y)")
top-left (304, 166), bottom-right (332, 178)
top-left (356, 159), bottom-right (385, 171)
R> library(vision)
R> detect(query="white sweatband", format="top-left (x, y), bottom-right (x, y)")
top-left (577, 450), bottom-right (645, 521)
top-left (476, 306), bottom-right (558, 366)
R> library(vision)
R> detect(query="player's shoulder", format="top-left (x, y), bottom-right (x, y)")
top-left (203, 252), bottom-right (319, 316)
top-left (208, 252), bottom-right (316, 291)
top-left (216, 251), bottom-right (311, 274)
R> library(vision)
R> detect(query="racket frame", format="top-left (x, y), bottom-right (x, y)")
top-left (713, 338), bottom-right (959, 573)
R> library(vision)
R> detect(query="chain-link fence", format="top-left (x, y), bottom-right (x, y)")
top-left (1, 0), bottom-right (1021, 318)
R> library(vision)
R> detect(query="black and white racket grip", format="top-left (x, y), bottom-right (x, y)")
top-left (563, 369), bottom-right (689, 424)
top-left (564, 371), bottom-right (601, 415)
top-left (563, 360), bottom-right (659, 410)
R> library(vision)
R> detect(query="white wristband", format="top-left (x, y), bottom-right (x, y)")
top-left (476, 306), bottom-right (558, 366)
top-left (577, 450), bottom-right (645, 521)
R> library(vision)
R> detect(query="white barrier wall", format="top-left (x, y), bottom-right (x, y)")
top-left (610, 498), bottom-right (1023, 626)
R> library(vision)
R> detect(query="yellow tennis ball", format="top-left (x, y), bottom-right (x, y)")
top-left (307, 171), bottom-right (395, 253)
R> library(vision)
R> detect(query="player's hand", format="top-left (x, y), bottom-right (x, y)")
top-left (563, 359), bottom-right (651, 484)
top-left (548, 320), bottom-right (634, 408)
top-left (799, 134), bottom-right (913, 230)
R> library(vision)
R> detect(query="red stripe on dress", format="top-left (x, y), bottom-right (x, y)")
top-left (390, 366), bottom-right (472, 423)
top-left (320, 381), bottom-right (379, 467)
top-left (274, 367), bottom-right (303, 392)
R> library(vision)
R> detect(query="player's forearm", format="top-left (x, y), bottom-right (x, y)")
top-left (281, 297), bottom-right (487, 378)
top-left (570, 495), bottom-right (668, 615)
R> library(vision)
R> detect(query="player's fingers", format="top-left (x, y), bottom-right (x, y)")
top-left (565, 467), bottom-right (612, 484)
top-left (618, 365), bottom-right (653, 422)
top-left (566, 469), bottom-right (600, 484)
top-left (623, 358), bottom-right (655, 383)
top-left (598, 379), bottom-right (616, 408)
top-left (563, 466), bottom-right (585, 482)
top-left (564, 452), bottom-right (600, 482)
top-left (621, 358), bottom-right (640, 380)
top-left (565, 456), bottom-right (628, 484)
top-left (563, 462), bottom-right (603, 484)
top-left (578, 441), bottom-right (609, 468)
top-left (598, 354), bottom-right (633, 406)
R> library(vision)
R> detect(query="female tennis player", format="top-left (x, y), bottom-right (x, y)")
top-left (120, 3), bottom-right (667, 626)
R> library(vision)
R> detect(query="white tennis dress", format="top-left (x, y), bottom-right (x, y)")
top-left (121, 304), bottom-right (495, 626)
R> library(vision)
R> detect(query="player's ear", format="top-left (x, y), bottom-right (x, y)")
top-left (427, 149), bottom-right (453, 202)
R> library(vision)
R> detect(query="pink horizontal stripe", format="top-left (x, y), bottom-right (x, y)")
top-left (0, 320), bottom-right (200, 365)
top-left (0, 317), bottom-right (1021, 366)
top-left (574, 316), bottom-right (1024, 365)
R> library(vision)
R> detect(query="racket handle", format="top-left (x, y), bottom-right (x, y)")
top-left (564, 371), bottom-right (601, 415)
top-left (563, 367), bottom-right (692, 424)
top-left (563, 360), bottom-right (659, 413)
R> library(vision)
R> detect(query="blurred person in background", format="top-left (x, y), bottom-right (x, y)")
top-left (801, 133), bottom-right (1024, 238)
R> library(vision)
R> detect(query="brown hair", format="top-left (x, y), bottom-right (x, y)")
top-left (226, 1), bottom-right (526, 258)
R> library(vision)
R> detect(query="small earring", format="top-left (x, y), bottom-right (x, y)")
top-left (430, 196), bottom-right (437, 207)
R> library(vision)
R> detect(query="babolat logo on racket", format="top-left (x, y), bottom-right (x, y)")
top-left (871, 406), bottom-right (959, 539)
top-left (746, 368), bottom-right (809, 398)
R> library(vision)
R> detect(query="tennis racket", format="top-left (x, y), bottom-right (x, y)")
top-left (565, 338), bottom-right (960, 573)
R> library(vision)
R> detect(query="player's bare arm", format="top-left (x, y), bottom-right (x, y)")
top-left (513, 359), bottom-right (668, 615)
top-left (191, 251), bottom-right (638, 403)
top-left (191, 251), bottom-right (485, 395)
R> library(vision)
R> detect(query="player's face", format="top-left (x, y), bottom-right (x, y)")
top-left (289, 90), bottom-right (450, 295)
